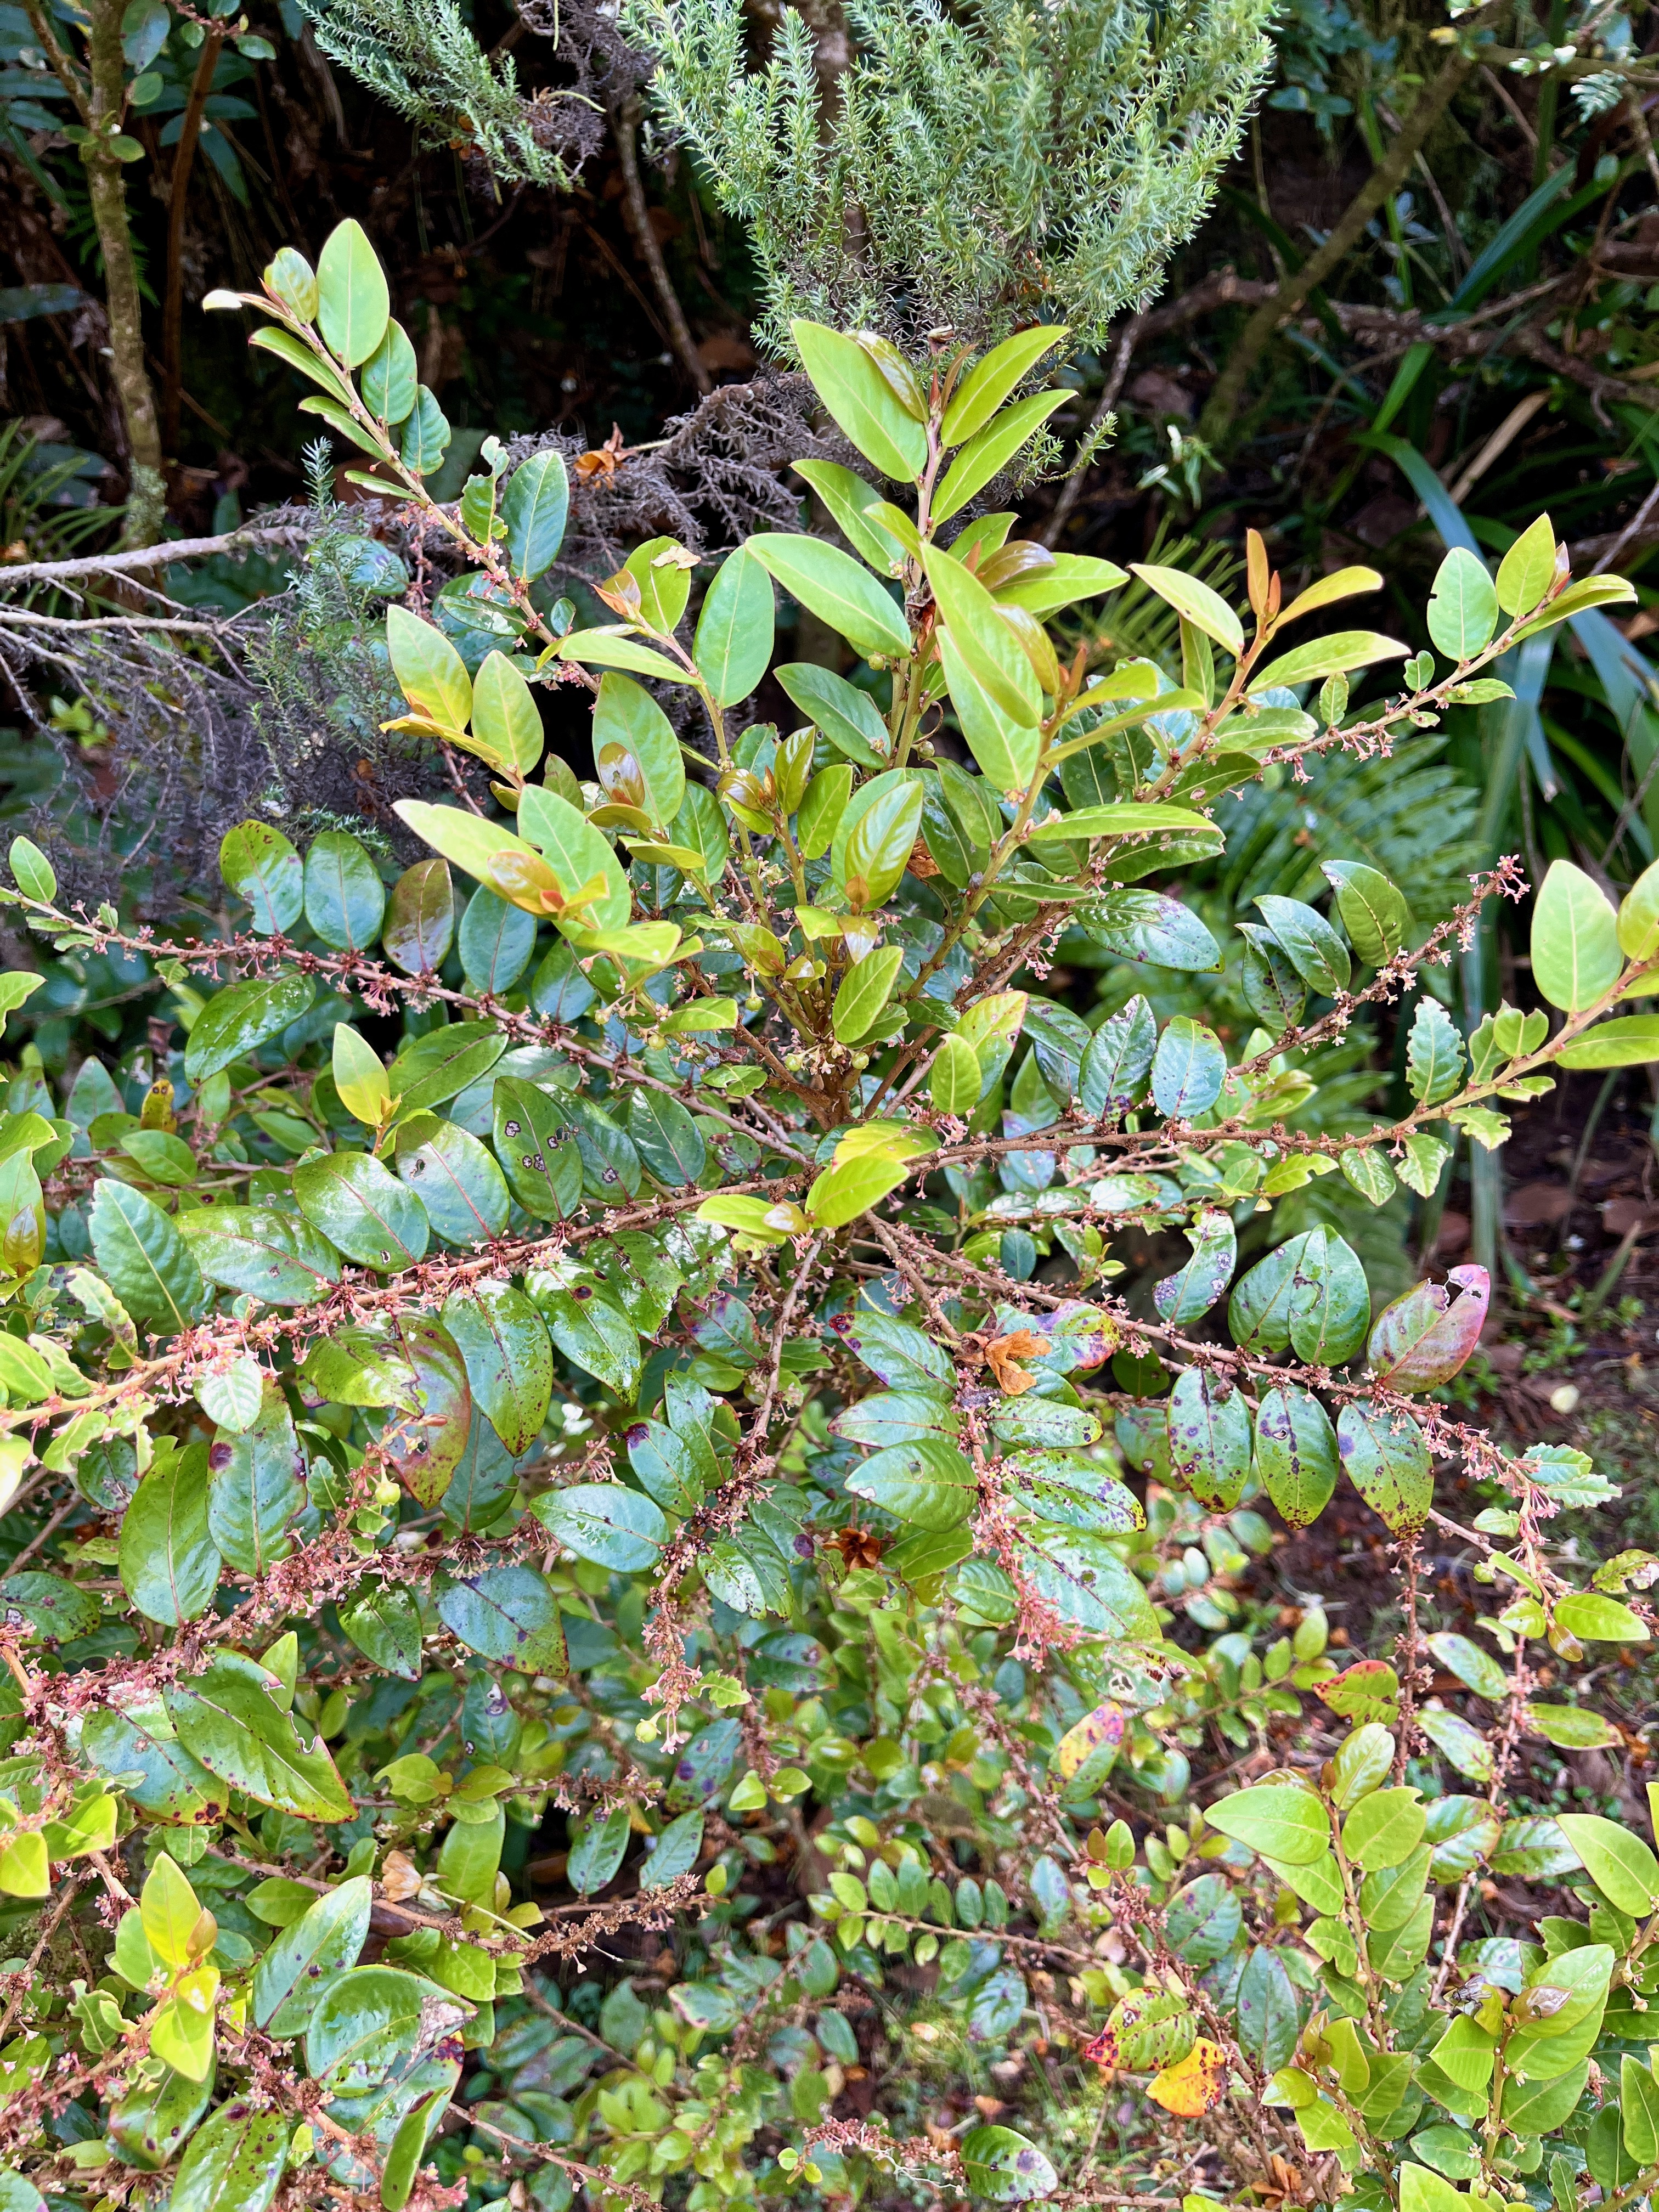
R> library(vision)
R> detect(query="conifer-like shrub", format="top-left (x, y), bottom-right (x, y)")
top-left (0, 223), bottom-right (1654, 2212)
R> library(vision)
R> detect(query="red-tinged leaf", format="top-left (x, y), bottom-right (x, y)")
top-left (1365, 1265), bottom-right (1489, 1392)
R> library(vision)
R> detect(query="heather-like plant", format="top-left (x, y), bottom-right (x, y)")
top-left (0, 223), bottom-right (1654, 2212)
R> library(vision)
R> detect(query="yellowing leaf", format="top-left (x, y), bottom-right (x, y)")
top-left (1146, 2037), bottom-right (1228, 2115)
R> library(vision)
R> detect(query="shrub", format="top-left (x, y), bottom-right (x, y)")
top-left (0, 221), bottom-right (1654, 2212)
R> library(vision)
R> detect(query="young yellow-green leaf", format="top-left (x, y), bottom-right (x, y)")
top-left (833, 775), bottom-right (924, 913)
top-left (1495, 513), bottom-right (1556, 617)
top-left (933, 391), bottom-right (1068, 523)
top-left (1531, 859), bottom-right (1622, 1012)
top-left (141, 1852), bottom-right (206, 1969)
top-left (693, 548), bottom-right (775, 707)
top-left (1513, 574), bottom-right (1636, 641)
top-left (833, 945), bottom-right (905, 1043)
top-left (1277, 566), bottom-right (1383, 625)
top-left (931, 1033), bottom-right (983, 1113)
top-left (1618, 855), bottom-right (1659, 962)
top-left (1341, 1785), bottom-right (1425, 1870)
top-left (793, 459), bottom-right (909, 572)
top-left (1128, 564), bottom-right (1243, 658)
top-left (1204, 1782), bottom-right (1329, 1865)
top-left (747, 534), bottom-right (910, 661)
top-left (807, 1152), bottom-right (912, 1227)
top-left (1322, 860), bottom-right (1408, 965)
top-left (557, 628), bottom-right (691, 682)
top-left (1025, 803), bottom-right (1210, 842)
top-left (593, 674), bottom-right (683, 830)
top-left (332, 1025), bottom-right (392, 1126)
top-left (936, 629), bottom-right (1042, 794)
top-left (469, 652), bottom-right (543, 778)
top-left (941, 325), bottom-right (1066, 447)
top-left (316, 217), bottom-right (390, 367)
top-left (923, 547), bottom-right (1041, 725)
top-left (791, 320), bottom-right (928, 481)
top-left (1248, 631), bottom-right (1407, 695)
top-left (219, 822), bottom-right (303, 935)
top-left (385, 604), bottom-right (471, 738)
top-left (1557, 1015), bottom-right (1659, 1069)
top-left (1555, 1814), bottom-right (1659, 1913)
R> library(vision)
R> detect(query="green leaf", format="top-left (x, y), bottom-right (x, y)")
top-left (1523, 1703), bottom-right (1621, 1750)
top-left (119, 1445), bottom-right (220, 1627)
top-left (1025, 803), bottom-right (1211, 842)
top-left (746, 534), bottom-right (910, 660)
top-left (381, 2078), bottom-right (457, 2212)
top-left (435, 1562), bottom-right (566, 1669)
top-left (1556, 1590), bottom-right (1649, 1642)
top-left (833, 774), bottom-right (924, 912)
top-left (382, 856), bottom-right (455, 974)
top-left (1426, 547), bottom-right (1500, 661)
top-left (846, 1436), bottom-right (975, 1530)
top-left (305, 1967), bottom-right (454, 2094)
top-left (1255, 895), bottom-right (1351, 994)
top-left (166, 2100), bottom-right (289, 2212)
top-left (317, 217), bottom-right (390, 366)
top-left (793, 459), bottom-right (907, 571)
top-left (1496, 513), bottom-right (1556, 617)
top-left (493, 1076), bottom-right (583, 1219)
top-left (627, 1087), bottom-right (707, 1187)
top-left (360, 318), bottom-right (416, 426)
top-left (934, 391), bottom-right (1068, 522)
top-left (390, 804), bottom-right (559, 924)
top-left (1079, 996), bottom-right (1156, 1115)
top-left (1153, 1207), bottom-right (1235, 1325)
top-left (807, 1150), bottom-right (911, 1227)
top-left (458, 888), bottom-right (536, 994)
top-left (1342, 1786), bottom-right (1425, 1870)
top-left (1340, 1147), bottom-right (1397, 1206)
top-left (958, 2125), bottom-right (1058, 2204)
top-left (501, 449), bottom-right (568, 581)
top-left (533, 1482), bottom-right (665, 1570)
top-left (1531, 859), bottom-right (1622, 1012)
top-left (1555, 1814), bottom-right (1659, 1912)
top-left (1407, 996), bottom-right (1465, 1105)
top-left (557, 627), bottom-right (691, 682)
top-left (931, 1033), bottom-right (982, 1113)
top-left (399, 386), bottom-right (450, 473)
top-left (593, 673), bottom-right (684, 830)
top-left (937, 627), bottom-right (1041, 794)
top-left (338, 1582), bottom-right (425, 1680)
top-left (1558, 1015), bottom-right (1659, 1069)
top-left (834, 944), bottom-right (905, 1043)
top-left (942, 326), bottom-right (1065, 446)
top-left (776, 663), bottom-right (890, 769)
top-left (1079, 888), bottom-right (1220, 971)
top-left (1321, 860), bottom-right (1409, 966)
top-left (693, 548), bottom-right (775, 706)
top-left (251, 1875), bottom-right (371, 2033)
top-left (1150, 1016), bottom-right (1226, 1117)
top-left (1254, 1386), bottom-right (1339, 1530)
top-left (1205, 1782), bottom-right (1329, 1865)
top-left (219, 822), bottom-right (302, 934)
top-left (470, 651), bottom-right (544, 778)
top-left (1622, 2056), bottom-right (1659, 2165)
top-left (1338, 1403), bottom-right (1432, 1533)
top-left (177, 1206), bottom-right (339, 1306)
top-left (924, 545), bottom-right (1040, 725)
top-left (442, 1282), bottom-right (552, 1454)
top-left (539, 1284), bottom-right (640, 1398)
top-left (517, 786), bottom-right (631, 929)
top-left (168, 1655), bottom-right (355, 1820)
top-left (1167, 1367), bottom-right (1251, 1509)
top-left (206, 1382), bottom-right (304, 1577)
top-left (386, 603), bottom-right (471, 737)
top-left (382, 1313), bottom-right (473, 1508)
top-left (89, 1178), bottom-right (207, 1331)
top-left (304, 831), bottom-right (386, 952)
top-left (184, 972), bottom-right (317, 1082)
top-left (7, 836), bottom-right (53, 904)
top-left (295, 1150), bottom-right (430, 1271)
top-left (791, 320), bottom-right (927, 481)
top-left (1128, 563), bottom-right (1243, 657)
top-left (568, 1805), bottom-right (631, 1894)
top-left (1248, 630), bottom-right (1408, 693)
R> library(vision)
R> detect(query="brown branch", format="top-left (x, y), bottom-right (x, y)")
top-left (609, 93), bottom-right (712, 396)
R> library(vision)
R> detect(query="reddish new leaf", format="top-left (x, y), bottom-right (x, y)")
top-left (1365, 1265), bottom-right (1488, 1392)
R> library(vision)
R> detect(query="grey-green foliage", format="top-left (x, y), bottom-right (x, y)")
top-left (297, 0), bottom-right (596, 186)
top-left (625, 0), bottom-right (1277, 356)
